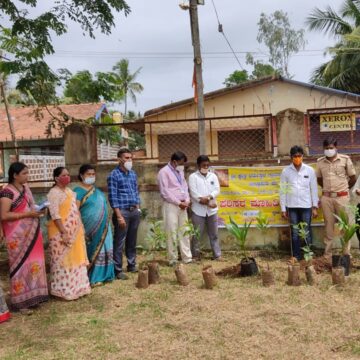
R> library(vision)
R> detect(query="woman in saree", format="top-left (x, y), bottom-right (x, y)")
top-left (47, 167), bottom-right (91, 300)
top-left (0, 162), bottom-right (48, 311)
top-left (74, 164), bottom-right (115, 286)
top-left (0, 224), bottom-right (11, 323)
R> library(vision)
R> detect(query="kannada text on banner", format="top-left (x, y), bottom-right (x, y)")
top-left (214, 166), bottom-right (324, 227)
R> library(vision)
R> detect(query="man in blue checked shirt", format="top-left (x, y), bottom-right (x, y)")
top-left (107, 148), bottom-right (141, 280)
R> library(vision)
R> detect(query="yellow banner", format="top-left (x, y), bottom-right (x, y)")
top-left (320, 113), bottom-right (355, 132)
top-left (214, 166), bottom-right (324, 227)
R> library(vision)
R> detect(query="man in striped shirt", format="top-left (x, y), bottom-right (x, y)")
top-left (158, 151), bottom-right (192, 266)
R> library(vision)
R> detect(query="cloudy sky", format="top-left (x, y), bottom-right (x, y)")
top-left (10, 0), bottom-right (346, 113)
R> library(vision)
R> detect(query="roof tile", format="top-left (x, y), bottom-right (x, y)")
top-left (0, 103), bottom-right (103, 142)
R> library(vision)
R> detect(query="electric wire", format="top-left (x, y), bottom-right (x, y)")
top-left (210, 0), bottom-right (265, 107)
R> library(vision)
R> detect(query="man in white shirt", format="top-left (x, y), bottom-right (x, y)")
top-left (280, 146), bottom-right (319, 260)
top-left (189, 155), bottom-right (221, 261)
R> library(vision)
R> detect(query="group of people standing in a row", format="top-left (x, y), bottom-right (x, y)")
top-left (3, 136), bottom-right (357, 322)
top-left (0, 148), bottom-right (222, 322)
top-left (280, 137), bottom-right (360, 261)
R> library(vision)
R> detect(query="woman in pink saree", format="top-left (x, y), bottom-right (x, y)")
top-left (0, 162), bottom-right (48, 311)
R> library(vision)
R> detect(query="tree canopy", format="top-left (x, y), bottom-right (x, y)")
top-left (306, 0), bottom-right (360, 93)
top-left (223, 54), bottom-right (277, 87)
top-left (0, 0), bottom-right (130, 105)
top-left (63, 70), bottom-right (117, 104)
top-left (257, 10), bottom-right (305, 78)
top-left (111, 59), bottom-right (144, 114)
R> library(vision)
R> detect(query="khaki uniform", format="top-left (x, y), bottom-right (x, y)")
top-left (316, 154), bottom-right (356, 256)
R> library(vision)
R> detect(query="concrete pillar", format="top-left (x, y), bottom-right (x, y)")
top-left (64, 123), bottom-right (97, 167)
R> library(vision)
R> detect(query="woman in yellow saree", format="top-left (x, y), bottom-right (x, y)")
top-left (47, 167), bottom-right (91, 300)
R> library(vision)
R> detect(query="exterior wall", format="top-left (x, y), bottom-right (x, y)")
top-left (97, 142), bottom-right (121, 160)
top-left (146, 81), bottom-right (360, 121)
top-left (0, 139), bottom-right (63, 179)
top-left (64, 122), bottom-right (360, 252)
top-left (19, 154), bottom-right (65, 186)
top-left (275, 108), bottom-right (306, 155)
top-left (144, 80), bottom-right (360, 161)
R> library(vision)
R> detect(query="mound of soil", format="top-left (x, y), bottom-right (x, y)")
top-left (312, 257), bottom-right (333, 273)
top-left (215, 264), bottom-right (241, 277)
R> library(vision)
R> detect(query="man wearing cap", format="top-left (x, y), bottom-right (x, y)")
top-left (316, 137), bottom-right (356, 257)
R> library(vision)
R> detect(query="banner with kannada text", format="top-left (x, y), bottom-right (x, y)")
top-left (213, 166), bottom-right (324, 227)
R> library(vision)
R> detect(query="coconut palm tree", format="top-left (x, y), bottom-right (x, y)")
top-left (306, 0), bottom-right (360, 92)
top-left (110, 59), bottom-right (143, 115)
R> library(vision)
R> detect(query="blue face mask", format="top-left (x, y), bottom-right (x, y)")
top-left (83, 176), bottom-right (96, 185)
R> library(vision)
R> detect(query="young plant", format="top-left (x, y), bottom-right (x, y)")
top-left (226, 216), bottom-right (252, 260)
top-left (140, 219), bottom-right (167, 261)
top-left (279, 181), bottom-right (293, 196)
top-left (255, 212), bottom-right (270, 246)
top-left (294, 222), bottom-right (314, 263)
top-left (334, 207), bottom-right (360, 256)
top-left (139, 208), bottom-right (148, 220)
top-left (255, 212), bottom-right (270, 268)
top-left (181, 220), bottom-right (200, 244)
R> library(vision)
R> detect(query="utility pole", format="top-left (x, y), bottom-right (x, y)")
top-left (189, 0), bottom-right (206, 155)
top-left (0, 50), bottom-right (18, 159)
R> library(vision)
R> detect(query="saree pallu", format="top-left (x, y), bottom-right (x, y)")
top-left (0, 285), bottom-right (10, 323)
top-left (0, 186), bottom-right (48, 310)
top-left (74, 186), bottom-right (115, 284)
top-left (47, 187), bottom-right (91, 300)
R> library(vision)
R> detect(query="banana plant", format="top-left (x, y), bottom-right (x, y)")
top-left (226, 216), bottom-right (252, 260)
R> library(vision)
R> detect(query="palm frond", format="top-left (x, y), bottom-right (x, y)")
top-left (341, 0), bottom-right (360, 27)
top-left (306, 6), bottom-right (353, 36)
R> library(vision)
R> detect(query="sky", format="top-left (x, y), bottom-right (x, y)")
top-left (7, 0), bottom-right (346, 114)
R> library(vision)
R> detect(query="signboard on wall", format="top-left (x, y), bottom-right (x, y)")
top-left (214, 166), bottom-right (324, 227)
top-left (320, 113), bottom-right (355, 132)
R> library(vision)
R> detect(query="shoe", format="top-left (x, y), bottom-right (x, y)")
top-left (116, 272), bottom-right (128, 280)
top-left (192, 256), bottom-right (201, 262)
top-left (183, 259), bottom-right (193, 264)
top-left (169, 260), bottom-right (178, 267)
top-left (127, 267), bottom-right (138, 273)
top-left (212, 256), bottom-right (224, 262)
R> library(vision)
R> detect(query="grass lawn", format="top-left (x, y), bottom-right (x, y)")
top-left (1, 252), bottom-right (360, 360)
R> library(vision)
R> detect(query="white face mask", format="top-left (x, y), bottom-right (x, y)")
top-left (176, 165), bottom-right (184, 172)
top-left (324, 149), bottom-right (337, 158)
top-left (124, 161), bottom-right (133, 171)
top-left (83, 176), bottom-right (96, 185)
top-left (200, 168), bottom-right (208, 175)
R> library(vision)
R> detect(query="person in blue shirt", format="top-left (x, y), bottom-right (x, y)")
top-left (107, 148), bottom-right (141, 280)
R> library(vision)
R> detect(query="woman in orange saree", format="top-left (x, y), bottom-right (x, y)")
top-left (0, 162), bottom-right (48, 311)
top-left (47, 167), bottom-right (91, 300)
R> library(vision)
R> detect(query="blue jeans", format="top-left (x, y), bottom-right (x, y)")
top-left (112, 209), bottom-right (140, 273)
top-left (287, 207), bottom-right (312, 260)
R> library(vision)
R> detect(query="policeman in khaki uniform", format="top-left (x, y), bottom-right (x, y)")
top-left (316, 138), bottom-right (356, 257)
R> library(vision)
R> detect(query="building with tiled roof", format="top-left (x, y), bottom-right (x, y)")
top-left (0, 103), bottom-right (107, 179)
